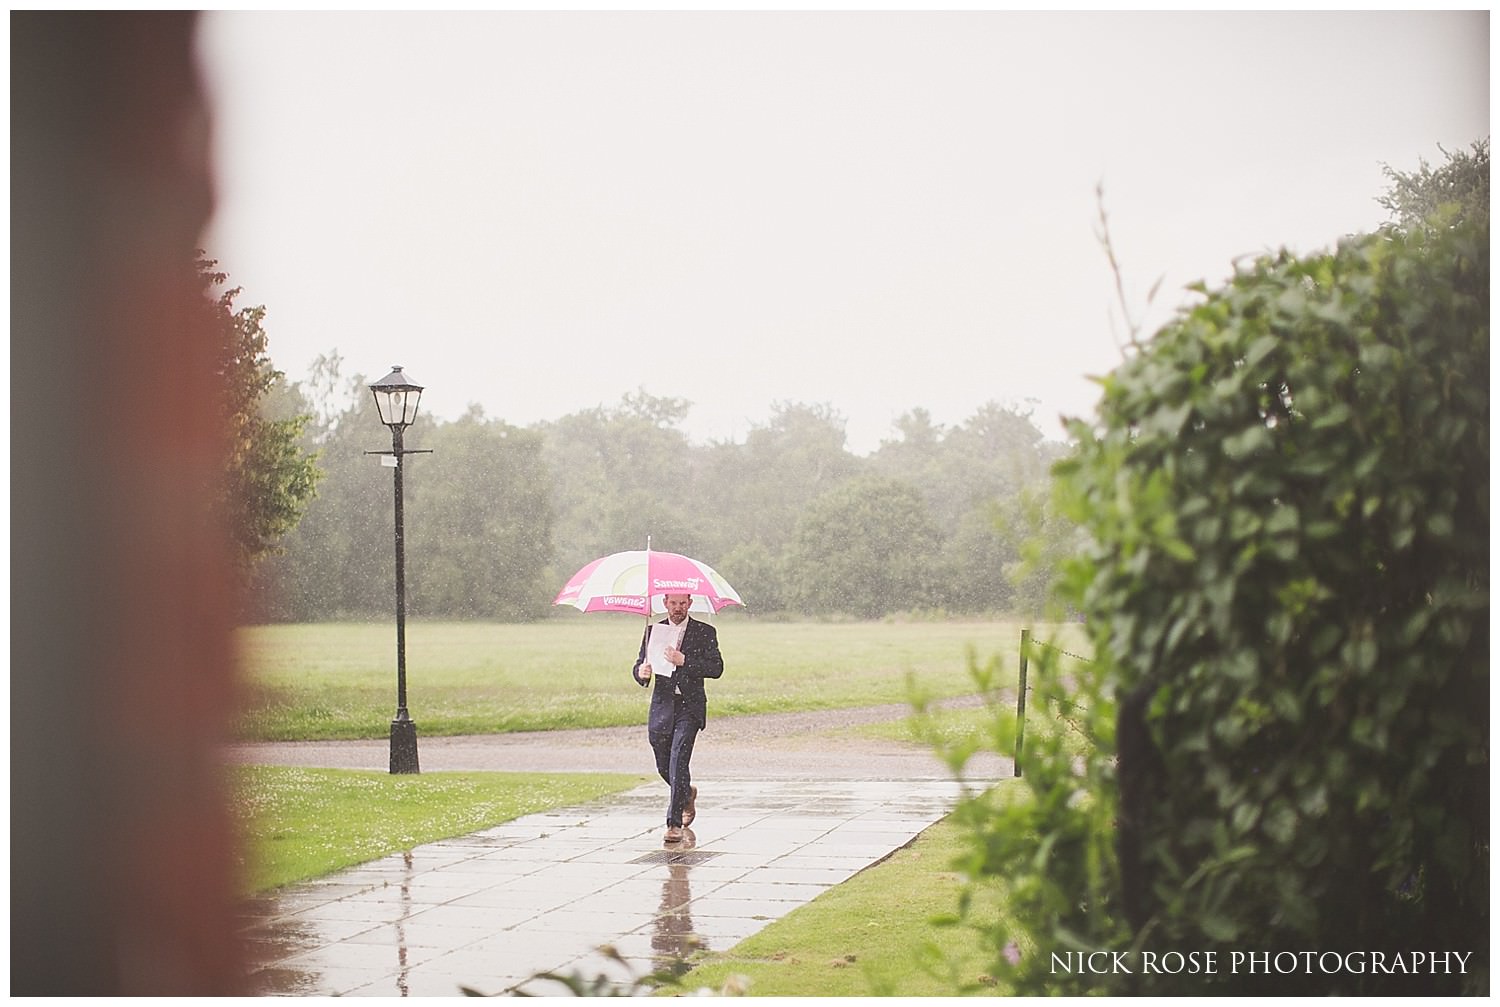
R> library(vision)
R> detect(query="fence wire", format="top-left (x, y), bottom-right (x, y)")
top-left (1015, 630), bottom-right (1095, 776)
top-left (1029, 638), bottom-right (1095, 665)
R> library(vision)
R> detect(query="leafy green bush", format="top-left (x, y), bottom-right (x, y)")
top-left (951, 195), bottom-right (1488, 993)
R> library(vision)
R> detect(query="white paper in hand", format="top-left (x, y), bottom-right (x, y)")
top-left (646, 623), bottom-right (682, 678)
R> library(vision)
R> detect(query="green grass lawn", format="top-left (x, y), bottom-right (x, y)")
top-left (853, 697), bottom-right (1091, 750)
top-left (662, 815), bottom-right (1013, 997)
top-left (230, 765), bottom-right (646, 893)
top-left (235, 618), bottom-right (1057, 741)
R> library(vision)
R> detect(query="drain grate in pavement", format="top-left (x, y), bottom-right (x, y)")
top-left (629, 850), bottom-right (724, 866)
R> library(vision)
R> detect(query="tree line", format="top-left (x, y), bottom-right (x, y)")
top-left (237, 357), bottom-right (1070, 623)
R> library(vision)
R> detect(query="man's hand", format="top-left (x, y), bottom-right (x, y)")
top-left (665, 647), bottom-right (685, 667)
top-left (635, 663), bottom-right (653, 683)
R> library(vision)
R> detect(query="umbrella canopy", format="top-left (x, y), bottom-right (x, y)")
top-left (554, 550), bottom-right (743, 616)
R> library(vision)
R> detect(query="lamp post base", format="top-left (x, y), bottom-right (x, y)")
top-left (390, 719), bottom-right (420, 774)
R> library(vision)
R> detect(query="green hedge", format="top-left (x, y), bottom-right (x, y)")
top-left (957, 212), bottom-right (1488, 994)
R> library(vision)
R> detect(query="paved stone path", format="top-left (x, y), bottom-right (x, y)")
top-left (233, 702), bottom-right (1014, 996)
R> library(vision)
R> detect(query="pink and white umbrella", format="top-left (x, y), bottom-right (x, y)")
top-left (554, 549), bottom-right (744, 616)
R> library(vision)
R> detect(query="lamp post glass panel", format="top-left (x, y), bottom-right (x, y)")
top-left (369, 365), bottom-right (426, 774)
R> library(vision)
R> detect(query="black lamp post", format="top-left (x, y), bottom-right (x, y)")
top-left (367, 365), bottom-right (431, 774)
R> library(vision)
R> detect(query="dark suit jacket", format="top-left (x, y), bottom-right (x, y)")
top-left (630, 616), bottom-right (724, 734)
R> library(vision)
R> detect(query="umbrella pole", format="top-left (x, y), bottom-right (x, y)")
top-left (645, 535), bottom-right (653, 629)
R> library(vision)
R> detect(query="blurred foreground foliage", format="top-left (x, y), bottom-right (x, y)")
top-left (944, 144), bottom-right (1488, 995)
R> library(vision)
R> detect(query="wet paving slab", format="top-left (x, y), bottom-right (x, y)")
top-left (239, 777), bottom-right (994, 996)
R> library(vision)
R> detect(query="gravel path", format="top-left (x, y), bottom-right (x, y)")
top-left (226, 695), bottom-right (1015, 780)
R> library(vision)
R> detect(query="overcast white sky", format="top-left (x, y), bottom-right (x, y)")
top-left (196, 11), bottom-right (1489, 454)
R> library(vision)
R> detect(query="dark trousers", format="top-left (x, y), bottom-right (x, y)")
top-left (648, 694), bottom-right (699, 828)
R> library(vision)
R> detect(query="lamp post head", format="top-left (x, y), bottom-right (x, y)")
top-left (369, 365), bottom-right (424, 430)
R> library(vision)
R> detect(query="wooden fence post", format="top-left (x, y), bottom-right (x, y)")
top-left (1015, 628), bottom-right (1030, 777)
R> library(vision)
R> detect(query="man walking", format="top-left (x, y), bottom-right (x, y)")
top-left (632, 593), bottom-right (724, 842)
